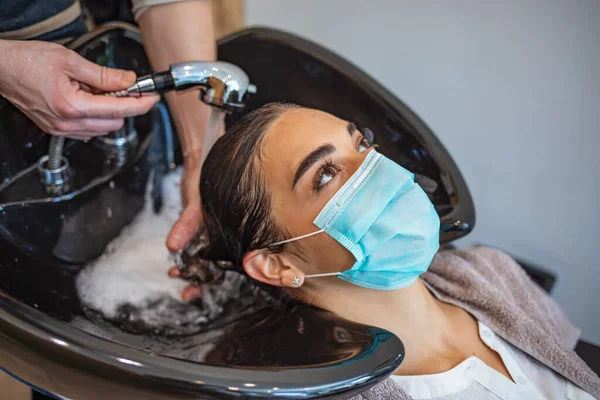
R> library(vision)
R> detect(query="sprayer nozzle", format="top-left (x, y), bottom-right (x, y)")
top-left (107, 71), bottom-right (175, 97)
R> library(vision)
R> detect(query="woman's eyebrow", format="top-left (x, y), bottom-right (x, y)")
top-left (293, 144), bottom-right (336, 188)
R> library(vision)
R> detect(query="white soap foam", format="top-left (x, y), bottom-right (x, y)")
top-left (77, 168), bottom-right (185, 315)
top-left (76, 168), bottom-right (247, 336)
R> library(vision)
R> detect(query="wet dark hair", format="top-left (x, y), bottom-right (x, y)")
top-left (195, 102), bottom-right (301, 295)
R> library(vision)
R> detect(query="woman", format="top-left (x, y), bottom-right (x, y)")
top-left (171, 103), bottom-right (600, 399)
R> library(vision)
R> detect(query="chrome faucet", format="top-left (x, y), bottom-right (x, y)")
top-left (38, 61), bottom-right (256, 195)
top-left (110, 61), bottom-right (257, 112)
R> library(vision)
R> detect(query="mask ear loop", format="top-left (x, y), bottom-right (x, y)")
top-left (269, 229), bottom-right (325, 247)
top-left (267, 229), bottom-right (341, 279)
top-left (305, 272), bottom-right (341, 278)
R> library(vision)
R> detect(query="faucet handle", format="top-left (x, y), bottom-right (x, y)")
top-left (37, 153), bottom-right (73, 196)
top-left (93, 118), bottom-right (139, 167)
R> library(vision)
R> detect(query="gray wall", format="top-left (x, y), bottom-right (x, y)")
top-left (246, 0), bottom-right (600, 343)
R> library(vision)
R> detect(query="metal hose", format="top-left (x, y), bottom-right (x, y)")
top-left (47, 136), bottom-right (65, 170)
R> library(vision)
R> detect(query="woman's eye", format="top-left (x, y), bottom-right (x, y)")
top-left (358, 137), bottom-right (370, 153)
top-left (319, 167), bottom-right (336, 186)
top-left (314, 163), bottom-right (339, 191)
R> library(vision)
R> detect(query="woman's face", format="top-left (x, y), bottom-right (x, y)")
top-left (259, 108), bottom-right (373, 276)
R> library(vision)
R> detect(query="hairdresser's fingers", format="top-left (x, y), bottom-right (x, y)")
top-left (182, 285), bottom-right (203, 302)
top-left (66, 134), bottom-right (92, 141)
top-left (168, 266), bottom-right (180, 277)
top-left (61, 131), bottom-right (108, 139)
top-left (68, 55), bottom-right (137, 92)
top-left (57, 118), bottom-right (125, 137)
top-left (79, 83), bottom-right (104, 95)
top-left (78, 117), bottom-right (125, 133)
top-left (166, 203), bottom-right (203, 251)
top-left (74, 92), bottom-right (159, 119)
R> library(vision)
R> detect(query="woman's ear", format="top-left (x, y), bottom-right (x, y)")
top-left (243, 249), bottom-right (305, 288)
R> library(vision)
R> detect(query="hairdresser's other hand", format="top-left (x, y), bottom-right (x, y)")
top-left (165, 152), bottom-right (203, 302)
top-left (166, 106), bottom-right (225, 256)
top-left (167, 152), bottom-right (203, 301)
top-left (166, 160), bottom-right (203, 302)
top-left (167, 149), bottom-right (204, 253)
top-left (0, 39), bottom-right (159, 140)
top-left (166, 115), bottom-right (225, 302)
top-left (168, 266), bottom-right (203, 301)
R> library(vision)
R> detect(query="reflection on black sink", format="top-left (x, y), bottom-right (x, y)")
top-left (0, 25), bottom-right (157, 266)
top-left (0, 25), bottom-right (474, 399)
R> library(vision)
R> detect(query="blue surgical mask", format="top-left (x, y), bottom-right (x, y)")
top-left (270, 150), bottom-right (440, 290)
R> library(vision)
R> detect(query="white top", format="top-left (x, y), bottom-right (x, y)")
top-left (391, 321), bottom-right (595, 400)
top-left (130, 0), bottom-right (200, 21)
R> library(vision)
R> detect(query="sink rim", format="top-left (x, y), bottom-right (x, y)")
top-left (0, 291), bottom-right (404, 398)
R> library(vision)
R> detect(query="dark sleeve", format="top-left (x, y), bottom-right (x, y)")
top-left (0, 0), bottom-right (87, 41)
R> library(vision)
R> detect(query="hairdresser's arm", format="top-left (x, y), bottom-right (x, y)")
top-left (0, 39), bottom-right (158, 140)
top-left (137, 0), bottom-right (221, 253)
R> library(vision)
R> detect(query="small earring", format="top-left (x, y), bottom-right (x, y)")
top-left (291, 276), bottom-right (302, 286)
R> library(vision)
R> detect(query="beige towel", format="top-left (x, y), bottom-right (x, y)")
top-left (347, 247), bottom-right (600, 399)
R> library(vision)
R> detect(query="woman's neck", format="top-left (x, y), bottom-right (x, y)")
top-left (304, 278), bottom-right (461, 359)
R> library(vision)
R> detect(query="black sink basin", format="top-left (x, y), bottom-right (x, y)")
top-left (0, 25), bottom-right (474, 399)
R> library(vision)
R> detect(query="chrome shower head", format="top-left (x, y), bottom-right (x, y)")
top-left (110, 61), bottom-right (257, 113)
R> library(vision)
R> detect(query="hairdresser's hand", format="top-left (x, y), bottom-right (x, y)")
top-left (164, 144), bottom-right (206, 301)
top-left (167, 117), bottom-right (225, 302)
top-left (169, 266), bottom-right (204, 301)
top-left (168, 149), bottom-right (204, 249)
top-left (0, 39), bottom-right (159, 140)
top-left (166, 103), bottom-right (225, 254)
